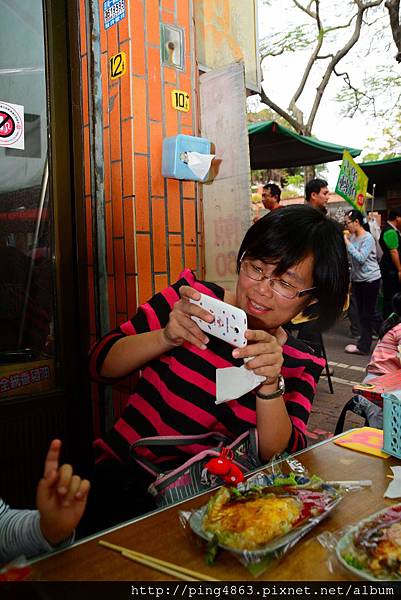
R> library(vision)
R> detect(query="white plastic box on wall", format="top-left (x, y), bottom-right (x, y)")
top-left (162, 134), bottom-right (212, 181)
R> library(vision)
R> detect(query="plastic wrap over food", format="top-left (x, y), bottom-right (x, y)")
top-left (180, 465), bottom-right (344, 577)
top-left (319, 504), bottom-right (401, 581)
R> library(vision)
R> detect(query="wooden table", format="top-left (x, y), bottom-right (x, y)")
top-left (30, 437), bottom-right (400, 581)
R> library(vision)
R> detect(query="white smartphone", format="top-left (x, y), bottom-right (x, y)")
top-left (189, 293), bottom-right (247, 348)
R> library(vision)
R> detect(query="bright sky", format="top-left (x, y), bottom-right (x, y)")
top-left (253, 0), bottom-right (399, 188)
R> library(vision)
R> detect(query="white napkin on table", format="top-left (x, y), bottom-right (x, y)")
top-left (384, 466), bottom-right (401, 498)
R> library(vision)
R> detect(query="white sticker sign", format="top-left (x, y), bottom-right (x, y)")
top-left (0, 101), bottom-right (24, 150)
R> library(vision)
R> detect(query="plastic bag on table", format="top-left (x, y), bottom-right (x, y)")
top-left (179, 460), bottom-right (344, 577)
top-left (318, 504), bottom-right (401, 581)
top-left (0, 555), bottom-right (32, 581)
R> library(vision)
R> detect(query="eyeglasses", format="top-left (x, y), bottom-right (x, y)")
top-left (240, 260), bottom-right (316, 300)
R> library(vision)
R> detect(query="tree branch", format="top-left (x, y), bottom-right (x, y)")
top-left (259, 87), bottom-right (304, 133)
top-left (306, 0), bottom-right (384, 132)
top-left (292, 0), bottom-right (316, 19)
top-left (289, 0), bottom-right (323, 120)
top-left (385, 0), bottom-right (401, 61)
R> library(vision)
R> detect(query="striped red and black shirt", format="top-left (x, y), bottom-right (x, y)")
top-left (89, 270), bottom-right (325, 467)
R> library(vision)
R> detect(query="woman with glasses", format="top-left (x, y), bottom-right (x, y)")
top-left (85, 205), bottom-right (348, 533)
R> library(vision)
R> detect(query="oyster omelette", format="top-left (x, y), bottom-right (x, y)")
top-left (202, 485), bottom-right (332, 551)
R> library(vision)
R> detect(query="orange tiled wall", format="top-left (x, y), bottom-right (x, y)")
top-left (79, 0), bottom-right (202, 427)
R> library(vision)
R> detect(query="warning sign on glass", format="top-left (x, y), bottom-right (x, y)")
top-left (0, 101), bottom-right (24, 150)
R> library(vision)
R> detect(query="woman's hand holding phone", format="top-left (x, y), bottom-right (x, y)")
top-left (232, 329), bottom-right (284, 385)
top-left (163, 286), bottom-right (214, 350)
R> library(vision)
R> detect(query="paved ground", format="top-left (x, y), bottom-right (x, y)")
top-left (305, 315), bottom-right (368, 444)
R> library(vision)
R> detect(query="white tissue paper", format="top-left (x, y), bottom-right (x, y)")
top-left (215, 357), bottom-right (266, 405)
top-left (186, 151), bottom-right (215, 180)
top-left (384, 466), bottom-right (401, 498)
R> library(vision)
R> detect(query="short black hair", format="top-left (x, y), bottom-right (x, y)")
top-left (263, 183), bottom-right (281, 202)
top-left (347, 209), bottom-right (370, 232)
top-left (236, 205), bottom-right (349, 331)
top-left (305, 178), bottom-right (328, 201)
top-left (388, 208), bottom-right (401, 220)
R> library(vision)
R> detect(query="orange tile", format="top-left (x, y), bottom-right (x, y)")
top-left (155, 273), bottom-right (168, 293)
top-left (146, 0), bottom-right (161, 46)
top-left (126, 274), bottom-right (138, 316)
top-left (81, 58), bottom-right (89, 126)
top-left (147, 47), bottom-right (162, 122)
top-left (134, 154), bottom-right (150, 231)
top-left (118, 10), bottom-right (130, 42)
top-left (184, 243), bottom-right (197, 271)
top-left (121, 119), bottom-right (134, 197)
top-left (109, 91), bottom-right (122, 161)
top-left (103, 127), bottom-right (111, 202)
top-left (101, 52), bottom-right (110, 128)
top-left (163, 65), bottom-right (177, 85)
top-left (83, 126), bottom-right (91, 197)
top-left (166, 178), bottom-right (181, 231)
top-left (183, 198), bottom-right (196, 244)
top-left (136, 235), bottom-right (153, 303)
top-left (133, 77), bottom-right (148, 153)
top-left (111, 161), bottom-right (123, 237)
top-left (162, 0), bottom-right (175, 10)
top-left (151, 197), bottom-right (167, 272)
top-left (85, 195), bottom-right (93, 265)
top-left (161, 9), bottom-right (174, 23)
top-left (105, 201), bottom-right (114, 274)
top-left (181, 124), bottom-right (195, 136)
top-left (119, 43), bottom-right (132, 121)
top-left (177, 0), bottom-right (189, 29)
top-left (164, 85), bottom-right (179, 137)
top-left (130, 0), bottom-right (146, 75)
top-left (182, 180), bottom-right (195, 198)
top-left (114, 238), bottom-right (127, 313)
top-left (149, 121), bottom-right (164, 197)
top-left (79, 0), bottom-right (87, 56)
top-left (106, 22), bottom-right (119, 56)
top-left (123, 197), bottom-right (136, 273)
top-left (169, 233), bottom-right (184, 281)
top-left (107, 274), bottom-right (117, 329)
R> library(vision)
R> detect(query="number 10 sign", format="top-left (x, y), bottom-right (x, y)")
top-left (171, 89), bottom-right (190, 112)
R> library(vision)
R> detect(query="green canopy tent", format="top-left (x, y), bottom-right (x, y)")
top-left (359, 156), bottom-right (401, 195)
top-left (248, 120), bottom-right (361, 169)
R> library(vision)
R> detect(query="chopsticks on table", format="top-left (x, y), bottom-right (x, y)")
top-left (99, 540), bottom-right (219, 581)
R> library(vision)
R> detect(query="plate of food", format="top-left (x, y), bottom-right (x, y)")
top-left (189, 475), bottom-right (342, 565)
top-left (336, 504), bottom-right (401, 581)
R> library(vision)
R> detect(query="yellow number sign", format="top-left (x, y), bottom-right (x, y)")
top-left (109, 51), bottom-right (127, 80)
top-left (171, 89), bottom-right (190, 112)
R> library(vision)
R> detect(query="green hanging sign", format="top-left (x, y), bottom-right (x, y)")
top-left (335, 150), bottom-right (368, 213)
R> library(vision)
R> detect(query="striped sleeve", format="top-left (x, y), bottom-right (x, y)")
top-left (89, 269), bottom-right (202, 384)
top-left (0, 499), bottom-right (74, 562)
top-left (281, 337), bottom-right (325, 453)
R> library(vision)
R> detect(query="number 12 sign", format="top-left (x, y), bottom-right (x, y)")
top-left (171, 89), bottom-right (190, 112)
top-left (109, 51), bottom-right (126, 80)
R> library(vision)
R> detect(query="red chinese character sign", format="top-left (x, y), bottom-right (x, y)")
top-left (0, 101), bottom-right (24, 150)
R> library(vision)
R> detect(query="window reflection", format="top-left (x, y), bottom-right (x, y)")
top-left (0, 0), bottom-right (56, 397)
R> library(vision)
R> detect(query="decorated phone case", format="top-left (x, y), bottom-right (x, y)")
top-left (189, 293), bottom-right (247, 348)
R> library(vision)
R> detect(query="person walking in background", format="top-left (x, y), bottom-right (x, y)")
top-left (262, 183), bottom-right (281, 212)
top-left (344, 210), bottom-right (382, 356)
top-left (379, 209), bottom-right (401, 318)
top-left (305, 178), bottom-right (330, 214)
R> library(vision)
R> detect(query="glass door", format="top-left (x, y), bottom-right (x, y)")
top-left (0, 0), bottom-right (57, 399)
